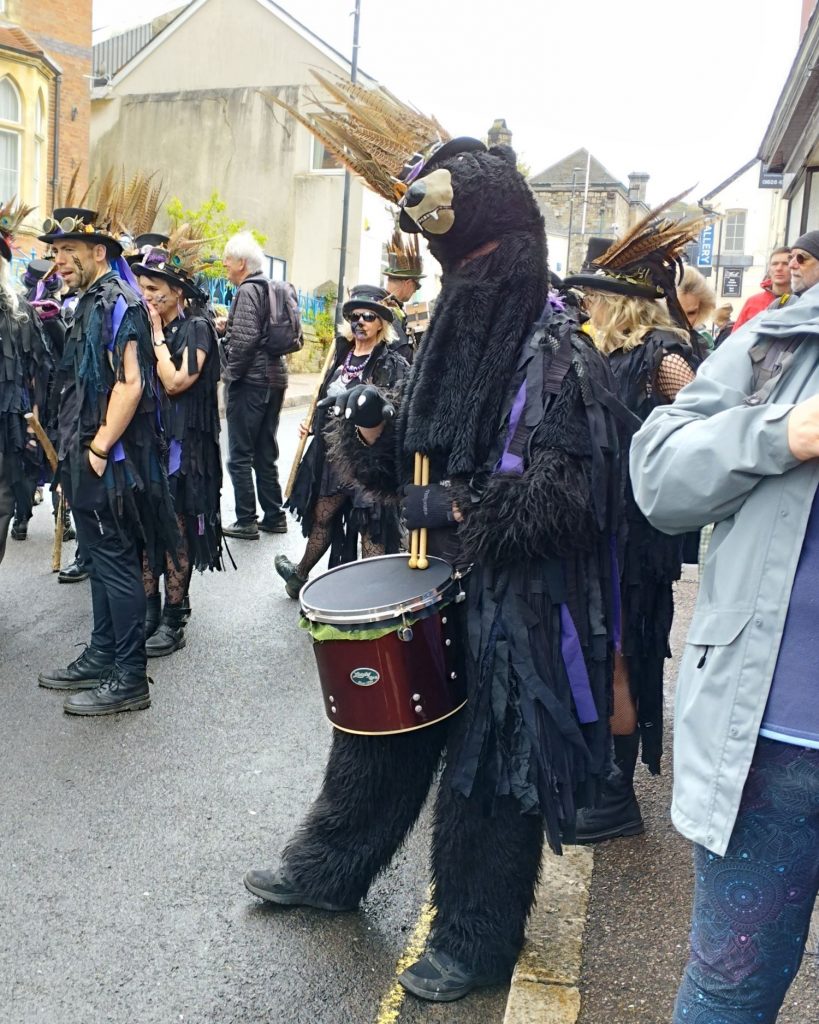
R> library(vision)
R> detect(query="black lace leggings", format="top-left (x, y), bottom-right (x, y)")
top-left (142, 513), bottom-right (191, 606)
top-left (296, 494), bottom-right (383, 578)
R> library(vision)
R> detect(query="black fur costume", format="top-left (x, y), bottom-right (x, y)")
top-left (277, 146), bottom-right (625, 979)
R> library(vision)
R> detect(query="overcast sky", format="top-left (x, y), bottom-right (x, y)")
top-left (92, 0), bottom-right (806, 204)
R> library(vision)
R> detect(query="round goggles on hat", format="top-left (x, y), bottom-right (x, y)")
top-left (41, 216), bottom-right (96, 235)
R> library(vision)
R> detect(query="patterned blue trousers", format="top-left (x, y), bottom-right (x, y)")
top-left (673, 737), bottom-right (819, 1023)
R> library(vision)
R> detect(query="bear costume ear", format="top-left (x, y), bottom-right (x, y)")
top-left (487, 144), bottom-right (518, 166)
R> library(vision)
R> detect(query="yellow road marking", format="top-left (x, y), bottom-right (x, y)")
top-left (375, 894), bottom-right (436, 1024)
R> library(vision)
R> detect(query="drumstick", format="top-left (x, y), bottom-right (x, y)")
top-left (409, 452), bottom-right (421, 568)
top-left (24, 413), bottom-right (63, 572)
top-left (284, 341), bottom-right (338, 501)
top-left (418, 455), bottom-right (430, 570)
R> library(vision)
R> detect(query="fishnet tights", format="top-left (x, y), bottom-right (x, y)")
top-left (142, 514), bottom-right (190, 606)
top-left (296, 494), bottom-right (384, 577)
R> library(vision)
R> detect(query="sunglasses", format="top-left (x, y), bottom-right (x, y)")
top-left (347, 311), bottom-right (379, 323)
top-left (791, 252), bottom-right (815, 266)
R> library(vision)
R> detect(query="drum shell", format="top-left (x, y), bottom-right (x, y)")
top-left (313, 608), bottom-right (465, 735)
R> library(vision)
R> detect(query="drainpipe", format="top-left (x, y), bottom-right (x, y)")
top-left (50, 72), bottom-right (62, 209)
top-left (334, 0), bottom-right (361, 324)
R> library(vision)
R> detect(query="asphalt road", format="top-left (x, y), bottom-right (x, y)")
top-left (0, 407), bottom-right (508, 1024)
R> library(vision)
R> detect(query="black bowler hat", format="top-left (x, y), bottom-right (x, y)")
top-left (125, 232), bottom-right (171, 266)
top-left (342, 285), bottom-right (394, 323)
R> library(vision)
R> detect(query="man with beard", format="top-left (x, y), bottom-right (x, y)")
top-left (36, 196), bottom-right (176, 715)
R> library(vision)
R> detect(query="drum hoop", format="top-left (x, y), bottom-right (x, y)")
top-left (300, 553), bottom-right (457, 625)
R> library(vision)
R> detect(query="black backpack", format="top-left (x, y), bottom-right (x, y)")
top-left (249, 278), bottom-right (304, 356)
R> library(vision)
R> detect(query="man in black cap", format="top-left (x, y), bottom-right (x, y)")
top-left (36, 200), bottom-right (177, 715)
top-left (788, 230), bottom-right (819, 297)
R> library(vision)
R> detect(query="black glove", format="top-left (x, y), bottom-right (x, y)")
top-left (402, 483), bottom-right (457, 531)
top-left (317, 385), bottom-right (395, 428)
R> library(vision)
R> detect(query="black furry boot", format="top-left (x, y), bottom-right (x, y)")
top-left (574, 731), bottom-right (645, 844)
top-left (245, 723), bottom-right (447, 909)
top-left (402, 773), bottom-right (543, 1001)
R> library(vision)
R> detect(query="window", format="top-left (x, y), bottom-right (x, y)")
top-left (0, 78), bottom-right (20, 123)
top-left (310, 137), bottom-right (342, 173)
top-left (0, 78), bottom-right (20, 200)
top-left (723, 211), bottom-right (746, 254)
top-left (266, 255), bottom-right (287, 281)
top-left (33, 92), bottom-right (45, 204)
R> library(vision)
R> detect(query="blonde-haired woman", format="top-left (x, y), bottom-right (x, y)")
top-left (275, 287), bottom-right (409, 598)
top-left (572, 282), bottom-right (697, 841)
top-left (677, 265), bottom-right (717, 357)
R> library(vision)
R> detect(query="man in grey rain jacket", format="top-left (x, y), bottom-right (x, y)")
top-left (630, 235), bottom-right (819, 1023)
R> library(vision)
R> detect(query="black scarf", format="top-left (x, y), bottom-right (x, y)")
top-left (400, 231), bottom-right (548, 476)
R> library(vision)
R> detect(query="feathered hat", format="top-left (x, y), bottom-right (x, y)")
top-left (384, 227), bottom-right (424, 280)
top-left (270, 70), bottom-right (478, 204)
top-left (131, 222), bottom-right (211, 300)
top-left (39, 168), bottom-right (163, 258)
top-left (0, 198), bottom-right (35, 261)
top-left (563, 190), bottom-right (714, 325)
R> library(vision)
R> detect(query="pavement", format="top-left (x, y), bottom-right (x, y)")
top-left (4, 398), bottom-right (819, 1023)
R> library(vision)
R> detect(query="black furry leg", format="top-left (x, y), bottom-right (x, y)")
top-left (282, 722), bottom-right (447, 907)
top-left (428, 751), bottom-right (544, 976)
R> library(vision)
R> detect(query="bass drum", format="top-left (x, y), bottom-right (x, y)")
top-left (299, 554), bottom-right (467, 735)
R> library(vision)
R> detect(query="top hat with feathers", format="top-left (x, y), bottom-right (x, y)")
top-left (384, 228), bottom-right (424, 280)
top-left (563, 190), bottom-right (714, 323)
top-left (131, 222), bottom-right (211, 300)
top-left (0, 198), bottom-right (35, 261)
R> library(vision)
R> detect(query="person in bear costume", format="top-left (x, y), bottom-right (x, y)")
top-left (246, 85), bottom-right (625, 1002)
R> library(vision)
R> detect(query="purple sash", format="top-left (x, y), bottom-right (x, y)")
top-left (559, 605), bottom-right (598, 724)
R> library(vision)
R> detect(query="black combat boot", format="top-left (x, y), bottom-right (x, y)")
top-left (11, 517), bottom-right (28, 540)
top-left (145, 594), bottom-right (161, 639)
top-left (274, 554), bottom-right (308, 600)
top-left (574, 731), bottom-right (645, 844)
top-left (60, 506), bottom-right (76, 541)
top-left (145, 604), bottom-right (186, 658)
top-left (58, 556), bottom-right (90, 584)
top-left (38, 646), bottom-right (115, 691)
top-left (179, 593), bottom-right (191, 623)
top-left (63, 666), bottom-right (151, 716)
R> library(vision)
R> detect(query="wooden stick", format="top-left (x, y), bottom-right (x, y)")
top-left (52, 494), bottom-right (64, 573)
top-left (417, 455), bottom-right (430, 570)
top-left (284, 342), bottom-right (338, 502)
top-left (24, 413), bottom-right (62, 573)
top-left (409, 452), bottom-right (421, 568)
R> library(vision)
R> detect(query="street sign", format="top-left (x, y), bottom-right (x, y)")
top-left (722, 268), bottom-right (744, 297)
top-left (697, 224), bottom-right (715, 267)
top-left (759, 166), bottom-right (784, 189)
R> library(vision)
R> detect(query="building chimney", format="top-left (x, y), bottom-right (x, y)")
top-left (487, 118), bottom-right (512, 148)
top-left (628, 172), bottom-right (649, 204)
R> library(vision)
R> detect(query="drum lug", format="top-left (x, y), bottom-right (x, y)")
top-left (398, 625), bottom-right (414, 642)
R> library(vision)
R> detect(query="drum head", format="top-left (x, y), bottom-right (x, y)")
top-left (301, 554), bottom-right (453, 625)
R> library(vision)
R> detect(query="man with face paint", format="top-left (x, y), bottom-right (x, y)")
top-left (36, 203), bottom-right (178, 715)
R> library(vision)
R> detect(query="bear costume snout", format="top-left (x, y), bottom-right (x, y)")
top-left (399, 170), bottom-right (455, 235)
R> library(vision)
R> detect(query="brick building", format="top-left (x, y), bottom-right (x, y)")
top-left (529, 149), bottom-right (651, 276)
top-left (0, 0), bottom-right (92, 254)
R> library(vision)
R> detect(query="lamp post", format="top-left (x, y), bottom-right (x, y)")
top-left (335, 0), bottom-right (361, 324)
top-left (565, 166), bottom-right (581, 275)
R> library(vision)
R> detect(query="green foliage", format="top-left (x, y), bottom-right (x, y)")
top-left (312, 308), bottom-right (336, 344)
top-left (165, 191), bottom-right (267, 279)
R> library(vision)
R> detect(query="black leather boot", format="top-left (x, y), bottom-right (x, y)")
top-left (38, 646), bottom-right (115, 691)
top-left (574, 732), bottom-right (645, 844)
top-left (179, 594), bottom-right (191, 623)
top-left (11, 517), bottom-right (28, 540)
top-left (274, 554), bottom-right (308, 600)
top-left (63, 666), bottom-right (151, 716)
top-left (61, 507), bottom-right (76, 542)
top-left (145, 594), bottom-right (161, 639)
top-left (58, 556), bottom-right (90, 584)
top-left (145, 604), bottom-right (186, 658)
